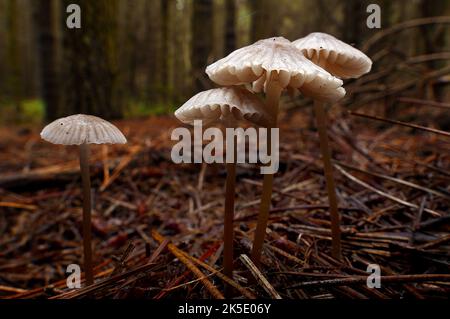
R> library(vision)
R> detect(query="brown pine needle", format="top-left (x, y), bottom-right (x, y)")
top-left (177, 250), bottom-right (256, 299)
top-left (349, 111), bottom-right (450, 138)
top-left (151, 230), bottom-right (225, 299)
top-left (335, 161), bottom-right (450, 200)
top-left (335, 165), bottom-right (443, 217)
top-left (100, 145), bottom-right (141, 191)
top-left (397, 97), bottom-right (450, 110)
top-left (240, 254), bottom-right (282, 299)
top-left (0, 202), bottom-right (38, 210)
top-left (287, 274), bottom-right (450, 289)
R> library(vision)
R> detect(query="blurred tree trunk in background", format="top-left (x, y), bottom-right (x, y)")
top-left (0, 1), bottom-right (5, 96)
top-left (6, 0), bottom-right (22, 117)
top-left (341, 0), bottom-right (370, 45)
top-left (145, 0), bottom-right (161, 105)
top-left (62, 0), bottom-right (123, 119)
top-left (191, 0), bottom-right (213, 93)
top-left (33, 0), bottom-right (61, 123)
top-left (0, 0), bottom-right (449, 121)
top-left (173, 0), bottom-right (189, 104)
top-left (224, 0), bottom-right (236, 55)
top-left (250, 0), bottom-right (278, 42)
top-left (419, 0), bottom-right (448, 67)
top-left (160, 0), bottom-right (174, 105)
top-left (122, 2), bottom-right (139, 99)
top-left (418, 0), bottom-right (449, 101)
top-left (21, 0), bottom-right (38, 99)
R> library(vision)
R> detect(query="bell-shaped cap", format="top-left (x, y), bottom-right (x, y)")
top-left (40, 114), bottom-right (127, 145)
top-left (175, 87), bottom-right (274, 127)
top-left (206, 37), bottom-right (345, 102)
top-left (293, 32), bottom-right (372, 79)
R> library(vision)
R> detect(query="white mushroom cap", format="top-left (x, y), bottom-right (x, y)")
top-left (175, 87), bottom-right (274, 127)
top-left (293, 32), bottom-right (372, 79)
top-left (40, 114), bottom-right (127, 145)
top-left (206, 37), bottom-right (345, 102)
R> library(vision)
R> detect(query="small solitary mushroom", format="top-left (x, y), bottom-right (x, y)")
top-left (41, 114), bottom-right (127, 285)
top-left (293, 32), bottom-right (372, 259)
top-left (175, 86), bottom-right (273, 279)
top-left (206, 37), bottom-right (345, 265)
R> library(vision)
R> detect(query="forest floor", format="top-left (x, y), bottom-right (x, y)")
top-left (0, 104), bottom-right (449, 299)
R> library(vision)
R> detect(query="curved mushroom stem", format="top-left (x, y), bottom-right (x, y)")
top-left (79, 143), bottom-right (94, 285)
top-left (251, 80), bottom-right (283, 266)
top-left (313, 100), bottom-right (342, 260)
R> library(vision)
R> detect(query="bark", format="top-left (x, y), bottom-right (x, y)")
top-left (6, 0), bottom-right (22, 116)
top-left (418, 0), bottom-right (449, 100)
top-left (33, 0), bottom-right (61, 122)
top-left (341, 0), bottom-right (369, 45)
top-left (173, 0), bottom-right (188, 103)
top-left (145, 0), bottom-right (161, 104)
top-left (160, 0), bottom-right (174, 104)
top-left (62, 0), bottom-right (123, 119)
top-left (191, 0), bottom-right (213, 93)
top-left (249, 0), bottom-right (278, 42)
top-left (224, 0), bottom-right (236, 55)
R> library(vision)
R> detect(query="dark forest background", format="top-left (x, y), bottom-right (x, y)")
top-left (0, 0), bottom-right (449, 124)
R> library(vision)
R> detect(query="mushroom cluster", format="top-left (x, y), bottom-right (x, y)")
top-left (38, 32), bottom-right (371, 288)
top-left (175, 87), bottom-right (273, 280)
top-left (176, 33), bottom-right (371, 271)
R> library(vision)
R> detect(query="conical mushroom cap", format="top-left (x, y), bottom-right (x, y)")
top-left (40, 114), bottom-right (127, 145)
top-left (293, 32), bottom-right (372, 79)
top-left (175, 87), bottom-right (274, 127)
top-left (206, 37), bottom-right (345, 102)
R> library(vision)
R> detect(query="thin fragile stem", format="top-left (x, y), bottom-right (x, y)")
top-left (313, 100), bottom-right (342, 260)
top-left (251, 80), bottom-right (283, 266)
top-left (223, 161), bottom-right (236, 280)
top-left (79, 143), bottom-right (94, 285)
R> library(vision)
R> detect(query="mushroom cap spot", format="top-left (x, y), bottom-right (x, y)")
top-left (174, 87), bottom-right (274, 127)
top-left (293, 32), bottom-right (372, 79)
top-left (206, 36), bottom-right (345, 102)
top-left (40, 114), bottom-right (127, 145)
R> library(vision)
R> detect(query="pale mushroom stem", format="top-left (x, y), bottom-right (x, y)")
top-left (251, 81), bottom-right (283, 266)
top-left (79, 143), bottom-right (94, 285)
top-left (223, 120), bottom-right (237, 293)
top-left (313, 100), bottom-right (342, 260)
top-left (224, 160), bottom-right (236, 280)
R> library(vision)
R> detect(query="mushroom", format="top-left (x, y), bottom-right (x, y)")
top-left (175, 86), bottom-right (273, 279)
top-left (293, 32), bottom-right (372, 259)
top-left (206, 37), bottom-right (345, 265)
top-left (40, 114), bottom-right (127, 285)
top-left (293, 32), bottom-right (372, 79)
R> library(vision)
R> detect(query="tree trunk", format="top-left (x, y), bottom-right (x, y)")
top-left (62, 0), bottom-right (122, 119)
top-left (173, 0), bottom-right (188, 104)
top-left (191, 0), bottom-right (213, 93)
top-left (249, 0), bottom-right (278, 42)
top-left (419, 0), bottom-right (449, 101)
top-left (145, 0), bottom-right (161, 105)
top-left (160, 0), bottom-right (174, 105)
top-left (341, 0), bottom-right (369, 45)
top-left (0, 1), bottom-right (4, 94)
top-left (6, 0), bottom-right (22, 118)
top-left (33, 0), bottom-right (61, 123)
top-left (224, 0), bottom-right (236, 55)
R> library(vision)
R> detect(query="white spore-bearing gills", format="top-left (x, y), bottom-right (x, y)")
top-left (293, 32), bottom-right (372, 79)
top-left (175, 86), bottom-right (274, 127)
top-left (40, 114), bottom-right (127, 145)
top-left (206, 36), bottom-right (345, 102)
